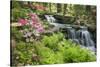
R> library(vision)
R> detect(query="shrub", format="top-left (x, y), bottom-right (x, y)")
top-left (11, 27), bottom-right (23, 41)
top-left (35, 46), bottom-right (56, 64)
top-left (41, 32), bottom-right (96, 63)
top-left (42, 32), bottom-right (64, 50)
top-left (54, 52), bottom-right (64, 64)
top-left (12, 41), bottom-right (38, 66)
top-left (11, 8), bottom-right (29, 22)
top-left (63, 45), bottom-right (96, 63)
top-left (12, 32), bottom-right (96, 66)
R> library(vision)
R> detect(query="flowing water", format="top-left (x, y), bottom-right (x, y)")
top-left (76, 26), bottom-right (96, 52)
top-left (45, 15), bottom-right (96, 52)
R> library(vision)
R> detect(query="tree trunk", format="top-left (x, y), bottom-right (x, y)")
top-left (57, 3), bottom-right (62, 13)
top-left (63, 4), bottom-right (67, 16)
top-left (86, 5), bottom-right (91, 15)
top-left (28, 2), bottom-right (33, 10)
top-left (49, 3), bottom-right (52, 12)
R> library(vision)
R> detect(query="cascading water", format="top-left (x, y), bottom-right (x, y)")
top-left (76, 26), bottom-right (96, 52)
top-left (45, 15), bottom-right (56, 23)
top-left (45, 15), bottom-right (96, 52)
top-left (45, 15), bottom-right (67, 31)
top-left (66, 27), bottom-right (80, 45)
top-left (66, 27), bottom-right (76, 39)
top-left (49, 15), bottom-right (56, 23)
top-left (45, 15), bottom-right (51, 23)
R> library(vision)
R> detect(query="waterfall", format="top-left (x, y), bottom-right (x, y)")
top-left (66, 27), bottom-right (76, 39)
top-left (66, 27), bottom-right (80, 45)
top-left (45, 15), bottom-right (51, 23)
top-left (45, 15), bottom-right (96, 52)
top-left (76, 26), bottom-right (96, 52)
top-left (45, 15), bottom-right (56, 23)
top-left (49, 15), bottom-right (56, 23)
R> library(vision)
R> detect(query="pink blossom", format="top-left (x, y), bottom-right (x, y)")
top-left (29, 13), bottom-right (40, 25)
top-left (18, 19), bottom-right (27, 26)
top-left (36, 27), bottom-right (44, 33)
top-left (19, 13), bottom-right (44, 33)
top-left (31, 19), bottom-right (37, 24)
top-left (36, 23), bottom-right (41, 27)
top-left (34, 24), bottom-right (40, 29)
top-left (32, 18), bottom-right (38, 23)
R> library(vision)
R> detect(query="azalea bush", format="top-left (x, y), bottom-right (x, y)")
top-left (17, 13), bottom-right (45, 42)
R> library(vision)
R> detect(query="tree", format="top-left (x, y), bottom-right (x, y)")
top-left (57, 3), bottom-right (62, 13)
top-left (63, 4), bottom-right (67, 16)
top-left (49, 3), bottom-right (52, 12)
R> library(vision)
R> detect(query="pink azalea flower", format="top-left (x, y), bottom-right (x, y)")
top-left (36, 27), bottom-right (44, 33)
top-left (34, 24), bottom-right (40, 29)
top-left (18, 19), bottom-right (28, 26)
top-left (36, 23), bottom-right (41, 27)
top-left (31, 19), bottom-right (36, 24)
top-left (19, 13), bottom-right (45, 33)
top-left (32, 18), bottom-right (38, 23)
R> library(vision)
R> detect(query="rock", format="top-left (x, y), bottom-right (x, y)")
top-left (86, 24), bottom-right (96, 32)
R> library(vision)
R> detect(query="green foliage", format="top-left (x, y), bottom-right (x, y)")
top-left (63, 46), bottom-right (96, 63)
top-left (11, 1), bottom-right (21, 9)
top-left (12, 30), bottom-right (96, 66)
top-left (12, 41), bottom-right (38, 66)
top-left (57, 39), bottom-right (72, 52)
top-left (36, 46), bottom-right (56, 64)
top-left (54, 52), bottom-right (64, 64)
top-left (42, 32), bottom-right (64, 50)
top-left (11, 8), bottom-right (31, 22)
top-left (40, 32), bottom-right (96, 64)
top-left (34, 44), bottom-right (64, 64)
top-left (73, 5), bottom-right (86, 16)
top-left (11, 27), bottom-right (23, 41)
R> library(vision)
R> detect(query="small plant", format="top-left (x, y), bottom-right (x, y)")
top-left (12, 41), bottom-right (39, 66)
top-left (36, 46), bottom-right (56, 64)
top-left (63, 45), bottom-right (96, 63)
top-left (42, 32), bottom-right (64, 50)
top-left (11, 27), bottom-right (23, 41)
